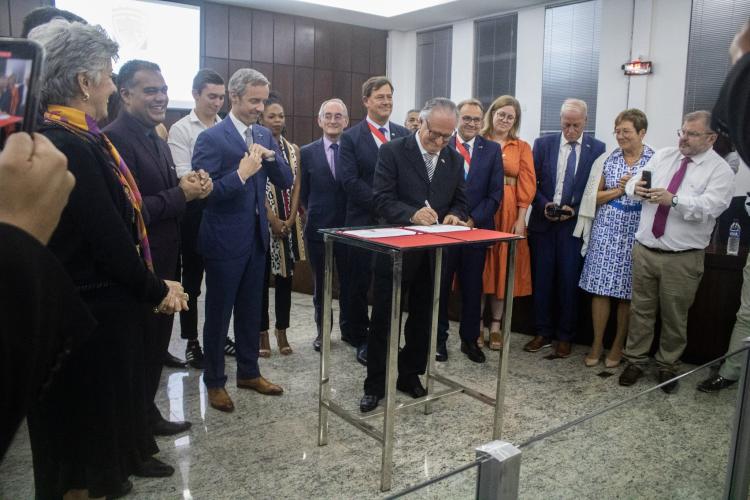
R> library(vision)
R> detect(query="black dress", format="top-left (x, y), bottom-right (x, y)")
top-left (28, 123), bottom-right (168, 498)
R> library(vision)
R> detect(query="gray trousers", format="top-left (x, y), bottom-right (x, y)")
top-left (624, 242), bottom-right (705, 371)
top-left (720, 253), bottom-right (750, 380)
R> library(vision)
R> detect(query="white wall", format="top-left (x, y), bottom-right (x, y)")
top-left (387, 0), bottom-right (695, 149)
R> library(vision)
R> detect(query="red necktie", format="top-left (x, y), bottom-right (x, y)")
top-left (651, 157), bottom-right (691, 239)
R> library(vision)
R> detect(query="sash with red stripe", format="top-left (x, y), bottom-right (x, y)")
top-left (455, 139), bottom-right (471, 177)
top-left (367, 122), bottom-right (388, 146)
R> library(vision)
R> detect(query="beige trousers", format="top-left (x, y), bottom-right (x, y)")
top-left (624, 242), bottom-right (705, 371)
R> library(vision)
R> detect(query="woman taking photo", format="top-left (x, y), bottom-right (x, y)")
top-left (578, 109), bottom-right (654, 368)
top-left (28, 20), bottom-right (186, 499)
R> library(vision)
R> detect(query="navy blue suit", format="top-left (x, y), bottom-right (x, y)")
top-left (338, 119), bottom-right (410, 344)
top-left (437, 135), bottom-right (504, 344)
top-left (192, 116), bottom-right (292, 388)
top-left (528, 133), bottom-right (605, 342)
top-left (104, 111), bottom-right (185, 426)
top-left (299, 138), bottom-right (350, 339)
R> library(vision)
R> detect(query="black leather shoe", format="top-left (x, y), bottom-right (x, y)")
top-left (185, 341), bottom-right (204, 369)
top-left (359, 394), bottom-right (381, 413)
top-left (106, 479), bottom-right (133, 499)
top-left (152, 417), bottom-right (192, 436)
top-left (658, 369), bottom-right (679, 394)
top-left (436, 340), bottom-right (448, 362)
top-left (313, 334), bottom-right (321, 352)
top-left (164, 352), bottom-right (187, 369)
top-left (396, 376), bottom-right (427, 399)
top-left (356, 344), bottom-right (368, 366)
top-left (618, 363), bottom-right (644, 386)
top-left (134, 457), bottom-right (175, 478)
top-left (461, 340), bottom-right (485, 363)
top-left (697, 374), bottom-right (737, 393)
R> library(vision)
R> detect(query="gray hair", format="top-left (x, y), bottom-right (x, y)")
top-left (457, 98), bottom-right (483, 113)
top-left (419, 97), bottom-right (459, 122)
top-left (318, 98), bottom-right (348, 119)
top-left (228, 68), bottom-right (269, 97)
top-left (28, 20), bottom-right (118, 107)
top-left (560, 98), bottom-right (588, 117)
top-left (684, 110), bottom-right (713, 131)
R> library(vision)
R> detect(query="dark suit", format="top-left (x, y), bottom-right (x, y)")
top-left (300, 137), bottom-right (350, 338)
top-left (528, 133), bottom-right (605, 342)
top-left (713, 52), bottom-right (750, 165)
top-left (192, 115), bottom-right (292, 388)
top-left (437, 135), bottom-right (504, 344)
top-left (364, 134), bottom-right (467, 396)
top-left (338, 119), bottom-right (410, 344)
top-left (104, 111), bottom-right (184, 425)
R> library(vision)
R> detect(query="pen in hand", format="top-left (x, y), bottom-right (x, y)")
top-left (424, 200), bottom-right (438, 225)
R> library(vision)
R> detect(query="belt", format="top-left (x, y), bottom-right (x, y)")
top-left (638, 242), bottom-right (700, 254)
top-left (504, 177), bottom-right (517, 186)
top-left (608, 199), bottom-right (641, 212)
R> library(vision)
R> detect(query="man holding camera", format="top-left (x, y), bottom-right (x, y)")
top-left (620, 110), bottom-right (734, 392)
top-left (527, 98), bottom-right (605, 358)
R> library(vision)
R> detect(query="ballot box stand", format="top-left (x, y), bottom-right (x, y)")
top-left (316, 226), bottom-right (522, 491)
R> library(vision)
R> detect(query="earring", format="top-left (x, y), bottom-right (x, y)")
top-left (82, 92), bottom-right (90, 102)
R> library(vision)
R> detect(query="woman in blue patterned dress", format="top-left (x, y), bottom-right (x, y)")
top-left (579, 109), bottom-right (654, 368)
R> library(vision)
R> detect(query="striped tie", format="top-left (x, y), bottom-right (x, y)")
top-left (423, 152), bottom-right (436, 181)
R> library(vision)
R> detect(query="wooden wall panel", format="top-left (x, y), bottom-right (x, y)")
top-left (203, 3), bottom-right (228, 58)
top-left (251, 61), bottom-right (274, 82)
top-left (273, 14), bottom-right (294, 65)
top-left (313, 69), bottom-right (333, 115)
top-left (272, 64), bottom-right (294, 115)
top-left (228, 7), bottom-right (252, 60)
top-left (9, 0), bottom-right (45, 37)
top-left (0, 0), bottom-right (12, 37)
top-left (292, 116), bottom-right (313, 146)
top-left (370, 29), bottom-right (387, 75)
top-left (314, 21), bottom-right (333, 70)
top-left (350, 73), bottom-right (368, 121)
top-left (202, 57), bottom-right (229, 84)
top-left (294, 18), bottom-right (314, 67)
top-left (350, 27), bottom-right (371, 74)
top-left (293, 66), bottom-right (314, 117)
top-left (251, 11), bottom-right (274, 63)
top-left (333, 71), bottom-right (352, 115)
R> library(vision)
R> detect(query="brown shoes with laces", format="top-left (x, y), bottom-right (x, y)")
top-left (237, 376), bottom-right (284, 395)
top-left (208, 387), bottom-right (235, 412)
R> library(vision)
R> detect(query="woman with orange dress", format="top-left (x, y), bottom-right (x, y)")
top-left (481, 95), bottom-right (536, 350)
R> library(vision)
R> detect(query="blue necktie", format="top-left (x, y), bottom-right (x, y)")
top-left (329, 143), bottom-right (339, 179)
top-left (560, 142), bottom-right (577, 206)
top-left (379, 127), bottom-right (389, 142)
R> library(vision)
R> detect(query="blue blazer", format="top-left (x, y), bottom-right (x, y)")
top-left (191, 117), bottom-right (292, 260)
top-left (448, 135), bottom-right (504, 230)
top-left (528, 133), bottom-right (605, 232)
top-left (299, 138), bottom-right (347, 243)
top-left (338, 119), bottom-right (410, 226)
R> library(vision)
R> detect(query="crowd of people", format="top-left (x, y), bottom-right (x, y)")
top-left (1, 5), bottom-right (750, 499)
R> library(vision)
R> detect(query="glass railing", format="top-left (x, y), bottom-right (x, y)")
top-left (391, 345), bottom-right (750, 499)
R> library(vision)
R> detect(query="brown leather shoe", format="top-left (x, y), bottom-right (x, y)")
top-left (237, 376), bottom-right (284, 395)
top-left (523, 336), bottom-right (551, 352)
top-left (207, 387), bottom-right (235, 412)
top-left (555, 341), bottom-right (572, 358)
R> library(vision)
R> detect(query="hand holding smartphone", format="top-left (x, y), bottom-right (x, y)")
top-left (641, 170), bottom-right (652, 190)
top-left (0, 38), bottom-right (44, 149)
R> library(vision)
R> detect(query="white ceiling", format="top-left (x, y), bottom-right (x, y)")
top-left (210, 0), bottom-right (551, 31)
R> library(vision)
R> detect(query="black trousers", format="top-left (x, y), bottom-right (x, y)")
top-left (141, 305), bottom-right (175, 425)
top-left (261, 253), bottom-right (293, 331)
top-left (345, 246), bottom-right (373, 345)
top-left (178, 200), bottom-right (205, 341)
top-left (306, 238), bottom-right (351, 339)
top-left (364, 250), bottom-right (434, 397)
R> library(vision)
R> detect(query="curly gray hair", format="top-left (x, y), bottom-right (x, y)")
top-left (228, 68), bottom-right (269, 98)
top-left (28, 20), bottom-right (118, 107)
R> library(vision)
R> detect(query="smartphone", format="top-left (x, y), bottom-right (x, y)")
top-left (0, 38), bottom-right (44, 148)
top-left (641, 170), bottom-right (652, 190)
top-left (545, 204), bottom-right (574, 218)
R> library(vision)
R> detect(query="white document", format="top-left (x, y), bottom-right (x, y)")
top-left (404, 224), bottom-right (472, 233)
top-left (343, 228), bottom-right (417, 238)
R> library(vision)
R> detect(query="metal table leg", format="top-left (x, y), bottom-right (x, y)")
top-left (318, 236), bottom-right (335, 446)
top-left (493, 239), bottom-right (517, 439)
top-left (424, 247), bottom-right (443, 415)
top-left (380, 250), bottom-right (403, 492)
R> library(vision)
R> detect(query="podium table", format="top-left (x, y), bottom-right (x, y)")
top-left (316, 225), bottom-right (522, 491)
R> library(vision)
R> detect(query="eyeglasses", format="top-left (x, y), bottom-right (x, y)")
top-left (425, 120), bottom-right (454, 142)
top-left (322, 113), bottom-right (346, 121)
top-left (613, 128), bottom-right (637, 137)
top-left (677, 129), bottom-right (714, 139)
top-left (461, 116), bottom-right (482, 124)
top-left (494, 112), bottom-right (516, 123)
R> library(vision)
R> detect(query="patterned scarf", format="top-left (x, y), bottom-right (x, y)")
top-left (44, 105), bottom-right (154, 271)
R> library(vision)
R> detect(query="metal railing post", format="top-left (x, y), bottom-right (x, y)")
top-left (475, 441), bottom-right (521, 500)
top-left (723, 339), bottom-right (750, 499)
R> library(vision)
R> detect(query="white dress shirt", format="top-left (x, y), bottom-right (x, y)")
top-left (366, 115), bottom-right (390, 138)
top-left (553, 132), bottom-right (583, 205)
top-left (167, 109), bottom-right (220, 178)
top-left (625, 146), bottom-right (734, 251)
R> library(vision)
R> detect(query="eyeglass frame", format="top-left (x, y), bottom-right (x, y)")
top-left (677, 128), bottom-right (715, 139)
top-left (424, 119), bottom-right (454, 142)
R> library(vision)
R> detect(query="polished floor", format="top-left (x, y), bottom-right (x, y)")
top-left (0, 291), bottom-right (740, 499)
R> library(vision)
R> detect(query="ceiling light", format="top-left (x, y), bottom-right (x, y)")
top-left (294, 0), bottom-right (454, 18)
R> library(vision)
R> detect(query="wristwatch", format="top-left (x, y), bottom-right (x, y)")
top-left (671, 195), bottom-right (678, 208)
